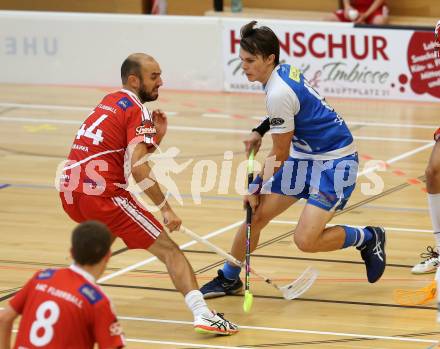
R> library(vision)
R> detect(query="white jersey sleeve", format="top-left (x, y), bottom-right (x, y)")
top-left (265, 77), bottom-right (300, 134)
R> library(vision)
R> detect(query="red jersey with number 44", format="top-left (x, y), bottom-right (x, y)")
top-left (61, 89), bottom-right (156, 197)
top-left (435, 20), bottom-right (440, 58)
top-left (10, 266), bottom-right (125, 349)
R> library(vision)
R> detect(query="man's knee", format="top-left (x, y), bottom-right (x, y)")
top-left (293, 230), bottom-right (319, 252)
top-left (426, 163), bottom-right (440, 183)
top-left (150, 232), bottom-right (182, 260)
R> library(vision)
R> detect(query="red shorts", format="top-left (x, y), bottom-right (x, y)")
top-left (335, 5), bottom-right (388, 24)
top-left (60, 191), bottom-right (163, 249)
top-left (435, 128), bottom-right (440, 142)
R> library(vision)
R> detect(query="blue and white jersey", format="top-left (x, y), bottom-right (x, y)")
top-left (264, 64), bottom-right (356, 160)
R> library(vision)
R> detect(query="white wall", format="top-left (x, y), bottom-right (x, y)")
top-left (0, 11), bottom-right (224, 90)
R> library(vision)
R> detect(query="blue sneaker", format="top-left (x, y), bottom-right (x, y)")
top-left (200, 270), bottom-right (243, 299)
top-left (357, 226), bottom-right (386, 283)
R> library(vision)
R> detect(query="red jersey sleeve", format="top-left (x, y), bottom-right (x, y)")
top-left (126, 103), bottom-right (157, 148)
top-left (9, 272), bottom-right (37, 314)
top-left (94, 299), bottom-right (125, 349)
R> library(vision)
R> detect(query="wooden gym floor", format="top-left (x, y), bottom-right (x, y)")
top-left (0, 83), bottom-right (439, 348)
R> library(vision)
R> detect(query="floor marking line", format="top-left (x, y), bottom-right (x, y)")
top-left (271, 220), bottom-right (433, 234)
top-left (357, 142), bottom-right (435, 177)
top-left (1, 102), bottom-right (438, 130)
top-left (118, 316), bottom-right (438, 344)
top-left (97, 220), bottom-right (242, 283)
top-left (125, 338), bottom-right (254, 348)
top-left (202, 113), bottom-right (232, 119)
top-left (0, 116), bottom-right (433, 143)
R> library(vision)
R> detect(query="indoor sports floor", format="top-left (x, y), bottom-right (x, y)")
top-left (0, 83), bottom-right (439, 348)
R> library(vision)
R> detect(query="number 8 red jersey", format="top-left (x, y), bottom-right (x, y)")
top-left (61, 89), bottom-right (156, 197)
top-left (10, 266), bottom-right (125, 349)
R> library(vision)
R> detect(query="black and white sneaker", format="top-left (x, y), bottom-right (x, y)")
top-left (194, 311), bottom-right (238, 335)
top-left (411, 246), bottom-right (439, 274)
top-left (357, 226), bottom-right (386, 283)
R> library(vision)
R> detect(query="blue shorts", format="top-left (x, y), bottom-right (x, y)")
top-left (261, 153), bottom-right (358, 211)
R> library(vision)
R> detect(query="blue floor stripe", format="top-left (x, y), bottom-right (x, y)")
top-left (0, 184), bottom-right (11, 190)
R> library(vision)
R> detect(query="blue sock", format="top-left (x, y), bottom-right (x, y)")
top-left (341, 226), bottom-right (372, 249)
top-left (223, 262), bottom-right (241, 280)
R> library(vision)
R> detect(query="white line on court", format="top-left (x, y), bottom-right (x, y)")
top-left (2, 101), bottom-right (438, 130)
top-left (97, 220), bottom-right (243, 283)
top-left (216, 113), bottom-right (439, 130)
top-left (347, 120), bottom-right (437, 129)
top-left (0, 116), bottom-right (81, 124)
top-left (8, 329), bottom-right (252, 349)
top-left (8, 320), bottom-right (439, 349)
top-left (126, 338), bottom-right (254, 349)
top-left (9, 313), bottom-right (436, 346)
top-left (5, 310), bottom-right (436, 345)
top-left (202, 113), bottom-right (232, 119)
top-left (8, 327), bottom-right (250, 349)
top-left (0, 103), bottom-right (177, 117)
top-left (252, 117), bottom-right (437, 130)
top-left (0, 102), bottom-right (92, 111)
top-left (357, 141), bottom-right (435, 177)
top-left (169, 124), bottom-right (248, 134)
top-left (118, 316), bottom-right (438, 344)
top-left (271, 220), bottom-right (432, 234)
top-left (0, 115), bottom-right (432, 143)
top-left (355, 136), bottom-right (429, 143)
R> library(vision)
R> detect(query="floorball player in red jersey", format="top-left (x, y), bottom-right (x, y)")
top-left (0, 221), bottom-right (125, 349)
top-left (58, 53), bottom-right (237, 335)
top-left (411, 22), bottom-right (440, 275)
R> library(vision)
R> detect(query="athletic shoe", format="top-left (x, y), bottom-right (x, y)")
top-left (411, 246), bottom-right (439, 274)
top-left (200, 270), bottom-right (243, 299)
top-left (194, 311), bottom-right (238, 335)
top-left (357, 226), bottom-right (386, 283)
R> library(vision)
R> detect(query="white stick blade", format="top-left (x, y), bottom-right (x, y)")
top-left (280, 267), bottom-right (318, 300)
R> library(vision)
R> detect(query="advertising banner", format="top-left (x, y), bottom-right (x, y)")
top-left (222, 19), bottom-right (440, 102)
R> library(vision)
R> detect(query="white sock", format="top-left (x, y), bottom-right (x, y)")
top-left (428, 194), bottom-right (440, 250)
top-left (184, 290), bottom-right (211, 319)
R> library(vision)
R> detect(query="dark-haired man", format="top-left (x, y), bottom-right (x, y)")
top-left (58, 53), bottom-right (237, 335)
top-left (201, 21), bottom-right (386, 298)
top-left (0, 221), bottom-right (125, 349)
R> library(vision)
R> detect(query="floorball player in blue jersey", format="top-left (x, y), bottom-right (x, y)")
top-left (201, 21), bottom-right (386, 298)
